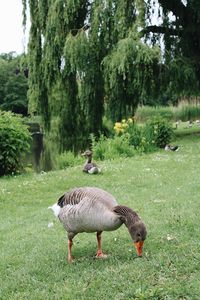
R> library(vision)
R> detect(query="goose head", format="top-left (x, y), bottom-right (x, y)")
top-left (81, 150), bottom-right (93, 164)
top-left (114, 205), bottom-right (147, 257)
top-left (81, 149), bottom-right (93, 158)
top-left (128, 221), bottom-right (147, 256)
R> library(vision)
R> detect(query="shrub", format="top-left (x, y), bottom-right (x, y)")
top-left (114, 117), bottom-right (157, 153)
top-left (125, 123), bottom-right (142, 149)
top-left (91, 133), bottom-right (135, 160)
top-left (114, 118), bottom-right (139, 143)
top-left (56, 151), bottom-right (83, 169)
top-left (144, 117), bottom-right (174, 148)
top-left (90, 134), bottom-right (107, 160)
top-left (0, 111), bottom-right (31, 176)
top-left (108, 135), bottom-right (135, 158)
top-left (91, 116), bottom-right (174, 162)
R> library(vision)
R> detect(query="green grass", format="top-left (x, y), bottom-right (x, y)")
top-left (1, 135), bottom-right (200, 299)
top-left (174, 121), bottom-right (200, 137)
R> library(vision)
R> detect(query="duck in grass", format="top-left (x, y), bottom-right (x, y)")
top-left (49, 187), bottom-right (147, 263)
top-left (165, 144), bottom-right (179, 151)
top-left (81, 150), bottom-right (101, 174)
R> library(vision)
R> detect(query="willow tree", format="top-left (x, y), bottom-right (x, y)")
top-left (22, 0), bottom-right (162, 152)
top-left (141, 0), bottom-right (200, 103)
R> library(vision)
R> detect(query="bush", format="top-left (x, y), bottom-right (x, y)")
top-left (113, 118), bottom-right (153, 152)
top-left (0, 111), bottom-right (31, 176)
top-left (90, 116), bottom-right (174, 162)
top-left (91, 133), bottom-right (135, 160)
top-left (144, 117), bottom-right (174, 148)
top-left (108, 135), bottom-right (135, 158)
top-left (91, 134), bottom-right (108, 160)
top-left (56, 151), bottom-right (83, 169)
top-left (125, 123), bottom-right (142, 149)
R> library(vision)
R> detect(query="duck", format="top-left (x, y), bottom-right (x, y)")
top-left (81, 150), bottom-right (101, 174)
top-left (165, 144), bottom-right (179, 151)
top-left (49, 187), bottom-right (147, 263)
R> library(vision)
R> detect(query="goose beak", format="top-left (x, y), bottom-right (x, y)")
top-left (134, 241), bottom-right (144, 257)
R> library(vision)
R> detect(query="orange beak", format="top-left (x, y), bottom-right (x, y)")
top-left (134, 241), bottom-right (144, 257)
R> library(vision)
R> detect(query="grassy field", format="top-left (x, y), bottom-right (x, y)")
top-left (174, 121), bottom-right (200, 137)
top-left (0, 135), bottom-right (200, 300)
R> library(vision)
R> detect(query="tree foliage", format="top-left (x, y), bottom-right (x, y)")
top-left (103, 35), bottom-right (160, 120)
top-left (22, 0), bottom-right (200, 152)
top-left (22, 0), bottom-right (162, 151)
top-left (0, 53), bottom-right (28, 115)
top-left (142, 0), bottom-right (200, 102)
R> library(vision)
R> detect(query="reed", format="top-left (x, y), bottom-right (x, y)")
top-left (136, 104), bottom-right (200, 122)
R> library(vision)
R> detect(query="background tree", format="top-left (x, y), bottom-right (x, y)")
top-left (142, 0), bottom-right (200, 104)
top-left (23, 0), bottom-right (161, 152)
top-left (0, 53), bottom-right (28, 115)
top-left (22, 0), bottom-right (200, 153)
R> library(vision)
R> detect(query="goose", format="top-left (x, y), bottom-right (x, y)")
top-left (49, 187), bottom-right (147, 263)
top-left (165, 144), bottom-right (179, 151)
top-left (81, 150), bottom-right (101, 174)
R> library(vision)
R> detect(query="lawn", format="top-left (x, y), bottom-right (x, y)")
top-left (0, 135), bottom-right (200, 299)
top-left (174, 121), bottom-right (200, 137)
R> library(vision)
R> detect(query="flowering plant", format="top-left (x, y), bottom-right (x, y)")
top-left (114, 117), bottom-right (134, 135)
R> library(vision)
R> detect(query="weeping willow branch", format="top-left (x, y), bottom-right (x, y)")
top-left (141, 25), bottom-right (179, 36)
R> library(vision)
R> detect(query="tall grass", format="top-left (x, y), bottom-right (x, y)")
top-left (173, 105), bottom-right (200, 121)
top-left (135, 106), bottom-right (173, 122)
top-left (135, 104), bottom-right (200, 122)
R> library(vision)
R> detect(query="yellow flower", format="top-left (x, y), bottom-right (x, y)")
top-left (114, 122), bottom-right (123, 134)
top-left (122, 123), bottom-right (128, 129)
top-left (128, 118), bottom-right (133, 123)
top-left (114, 122), bottom-right (122, 128)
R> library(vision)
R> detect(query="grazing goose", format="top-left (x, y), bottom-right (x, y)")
top-left (165, 144), bottom-right (179, 151)
top-left (49, 187), bottom-right (147, 263)
top-left (81, 150), bottom-right (101, 174)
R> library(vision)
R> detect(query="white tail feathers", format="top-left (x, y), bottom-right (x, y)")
top-left (48, 203), bottom-right (61, 217)
top-left (88, 167), bottom-right (101, 174)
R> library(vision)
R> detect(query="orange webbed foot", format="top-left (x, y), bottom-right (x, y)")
top-left (95, 251), bottom-right (108, 259)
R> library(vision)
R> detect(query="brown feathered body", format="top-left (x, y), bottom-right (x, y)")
top-left (82, 150), bottom-right (101, 174)
top-left (58, 187), bottom-right (122, 234)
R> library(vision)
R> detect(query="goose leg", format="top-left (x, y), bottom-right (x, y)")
top-left (96, 231), bottom-right (107, 258)
top-left (67, 232), bottom-right (76, 263)
top-left (68, 239), bottom-right (73, 263)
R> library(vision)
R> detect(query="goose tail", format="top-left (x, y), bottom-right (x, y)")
top-left (48, 203), bottom-right (61, 217)
top-left (88, 167), bottom-right (101, 174)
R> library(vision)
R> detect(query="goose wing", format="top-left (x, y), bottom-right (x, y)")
top-left (58, 187), bottom-right (118, 208)
top-left (57, 187), bottom-right (122, 233)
